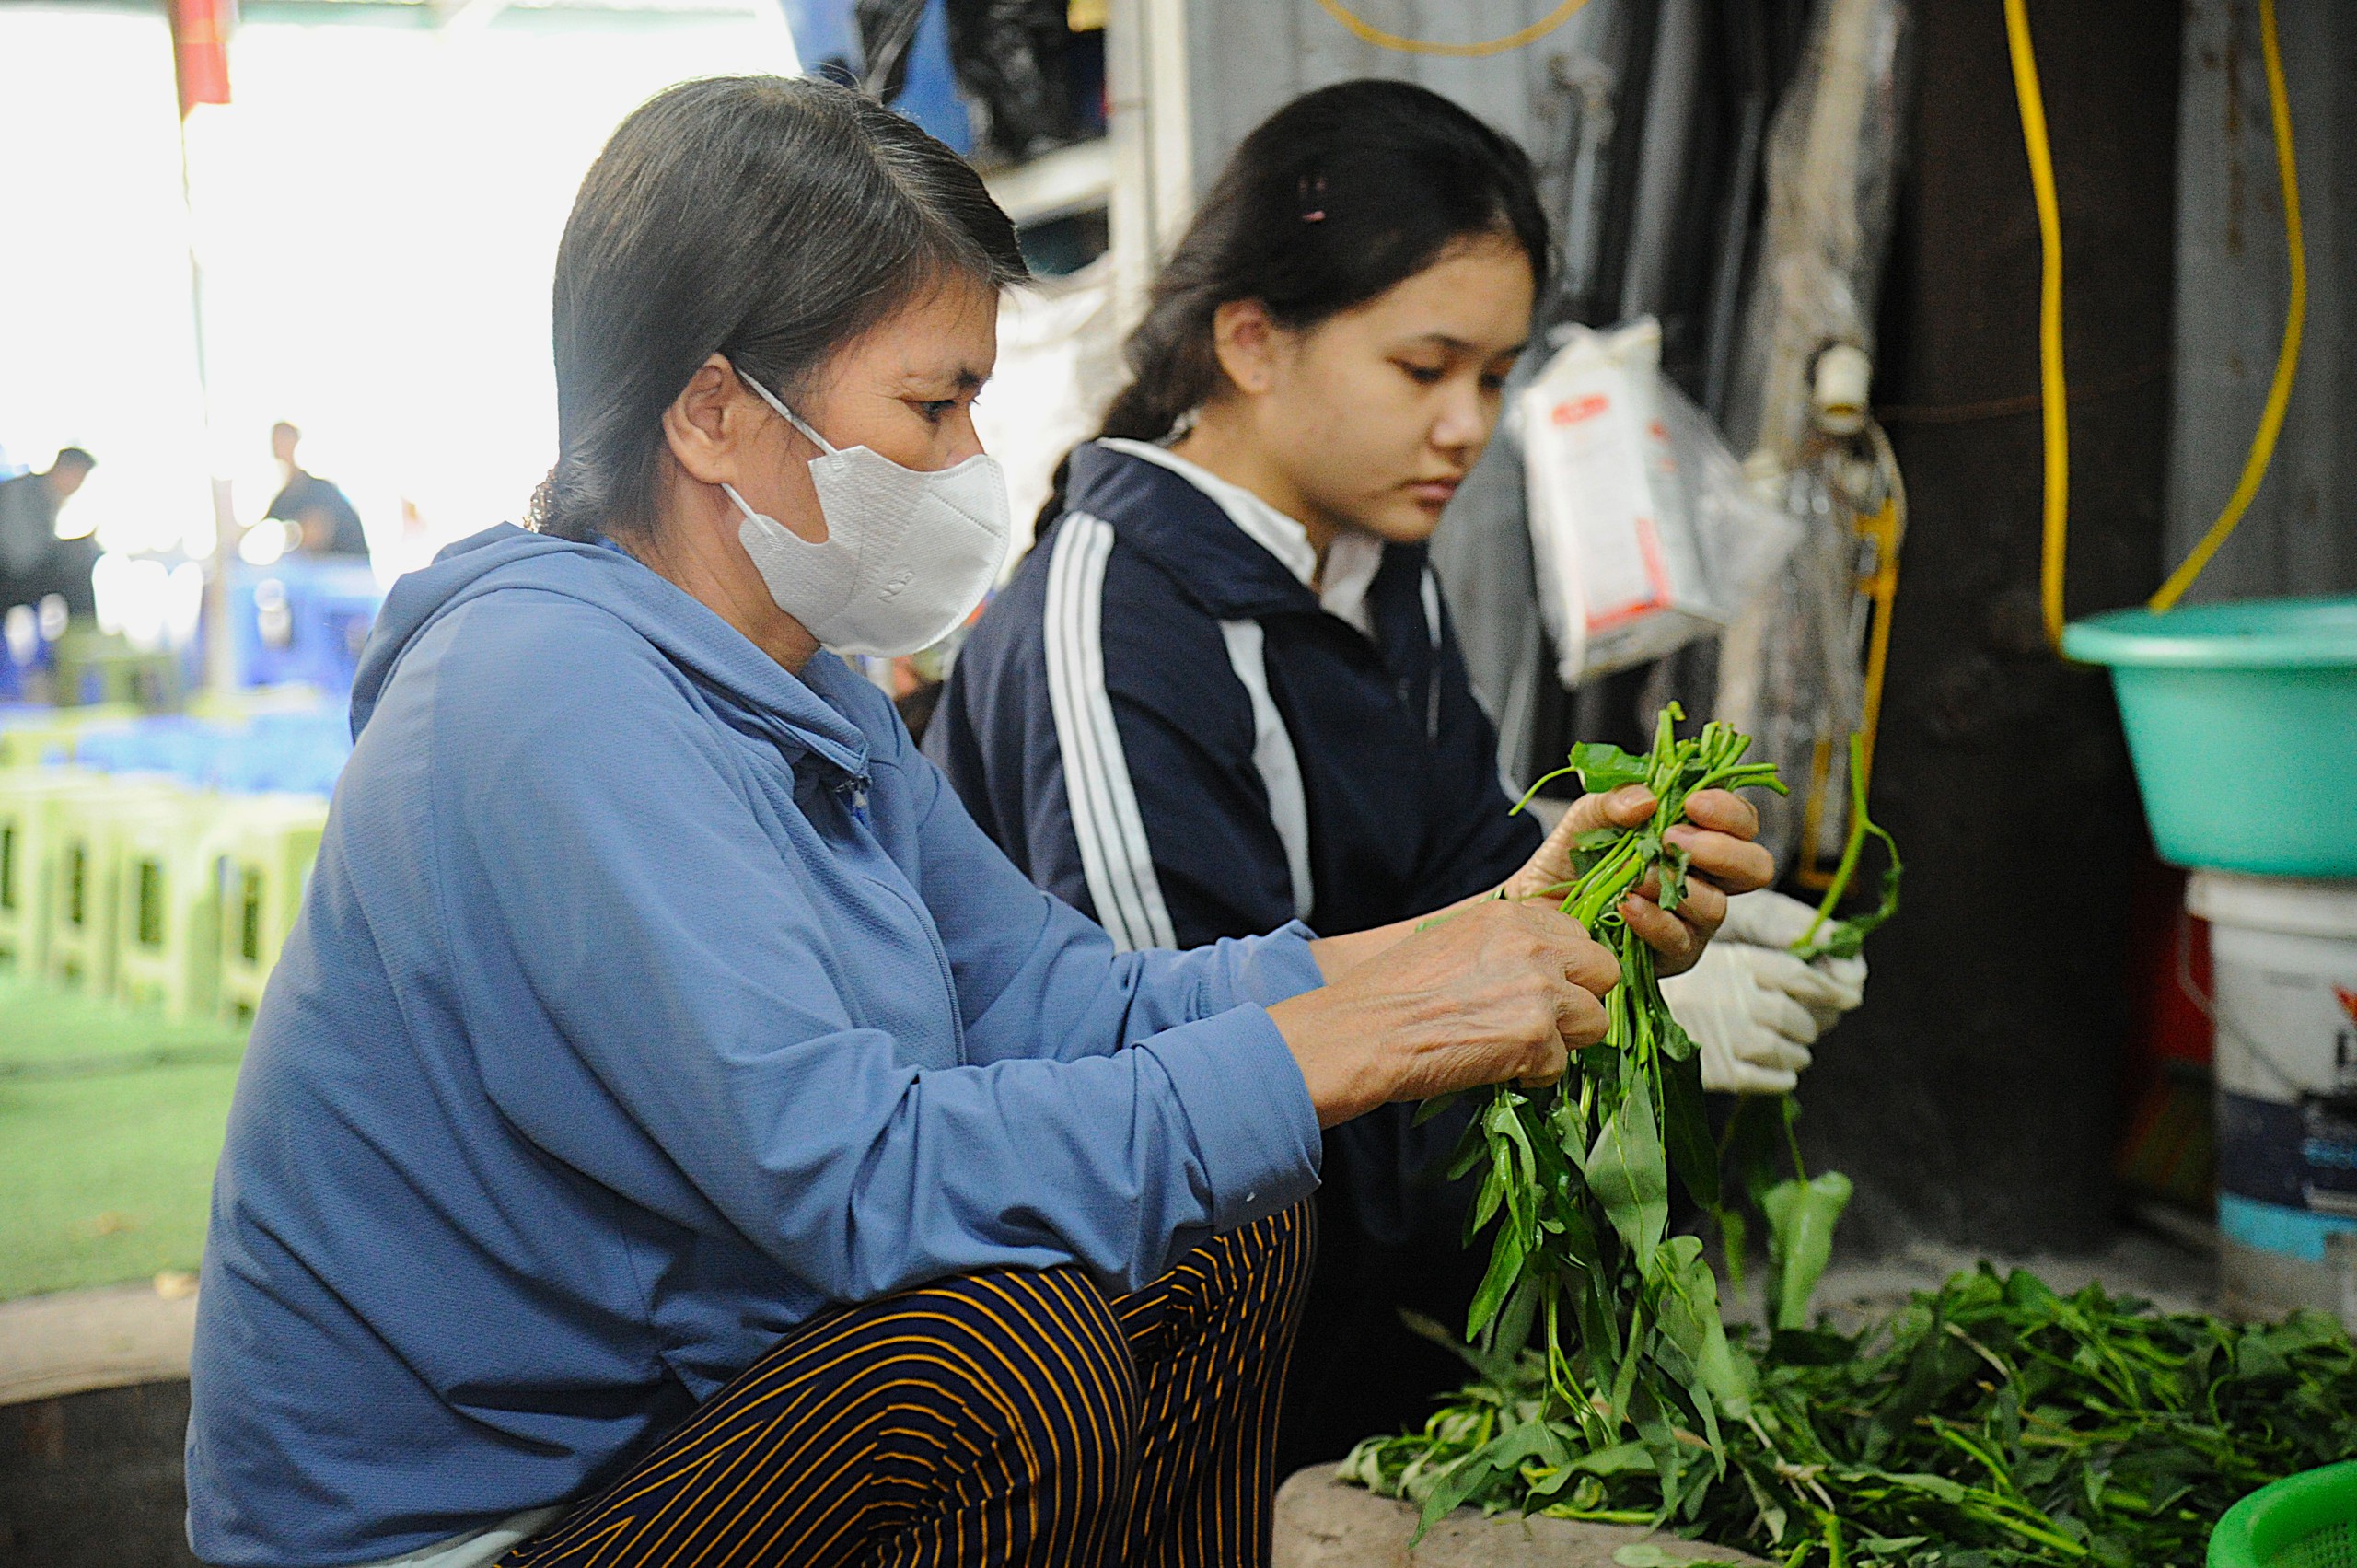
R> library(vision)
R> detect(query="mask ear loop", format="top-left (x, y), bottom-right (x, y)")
top-left (734, 368), bottom-right (836, 456)
top-left (718, 482), bottom-right (768, 528)
top-left (720, 367), bottom-right (833, 541)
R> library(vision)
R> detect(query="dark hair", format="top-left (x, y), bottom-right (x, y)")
top-left (530, 75), bottom-right (1028, 542)
top-left (1098, 79), bottom-right (1549, 445)
top-left (53, 447), bottom-right (96, 472)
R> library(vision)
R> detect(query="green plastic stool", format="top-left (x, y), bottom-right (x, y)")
top-left (42, 777), bottom-right (189, 994)
top-left (2212, 1460), bottom-right (2357, 1568)
top-left (0, 703), bottom-right (139, 768)
top-left (52, 628), bottom-right (182, 711)
top-left (111, 791), bottom-right (240, 1022)
top-left (215, 795), bottom-right (330, 1024)
top-left (0, 766), bottom-right (93, 976)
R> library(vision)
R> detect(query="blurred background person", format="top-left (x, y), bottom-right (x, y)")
top-left (0, 446), bottom-right (99, 617)
top-left (264, 421), bottom-right (368, 557)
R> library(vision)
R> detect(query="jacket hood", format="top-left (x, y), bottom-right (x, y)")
top-left (350, 524), bottom-right (872, 783)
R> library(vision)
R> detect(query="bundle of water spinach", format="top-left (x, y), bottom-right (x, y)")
top-left (1395, 704), bottom-right (1794, 1531)
top-left (1346, 723), bottom-right (2357, 1564)
top-left (1346, 1266), bottom-right (2357, 1568)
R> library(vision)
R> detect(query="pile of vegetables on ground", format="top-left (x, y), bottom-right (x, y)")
top-left (1341, 716), bottom-right (2355, 1566)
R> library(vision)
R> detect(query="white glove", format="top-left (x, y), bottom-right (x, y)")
top-left (1660, 892), bottom-right (1869, 1095)
top-left (1714, 889), bottom-right (1869, 1036)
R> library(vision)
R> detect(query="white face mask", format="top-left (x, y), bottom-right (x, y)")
top-left (723, 373), bottom-right (1012, 658)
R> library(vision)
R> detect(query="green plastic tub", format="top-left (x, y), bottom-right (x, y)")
top-left (2210, 1460), bottom-right (2357, 1568)
top-left (2062, 597), bottom-right (2357, 877)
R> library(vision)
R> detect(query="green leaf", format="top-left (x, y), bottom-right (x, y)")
top-left (1469, 1162), bottom-right (1505, 1240)
top-left (1586, 1077), bottom-right (1670, 1272)
top-left (2236, 1330), bottom-right (2293, 1381)
top-left (1856, 1535), bottom-right (1929, 1555)
top-left (1415, 1420), bottom-right (1571, 1539)
top-left (1491, 1273), bottom-right (1543, 1361)
top-left (1411, 1090), bottom-right (1463, 1126)
top-left (1569, 740), bottom-right (1652, 795)
top-left (1487, 1092), bottom-right (1539, 1188)
top-left (1761, 1171), bottom-right (1852, 1330)
top-left (1572, 1442), bottom-right (1657, 1478)
top-left (1613, 1546), bottom-right (1748, 1568)
top-left (1657, 842), bottom-right (1692, 914)
top-left (1397, 1309), bottom-right (1520, 1385)
top-left (1653, 1236), bottom-right (1756, 1420)
top-left (1467, 1221), bottom-right (1528, 1341)
top-left (1858, 1469), bottom-right (1970, 1505)
top-left (1658, 1051), bottom-right (1718, 1208)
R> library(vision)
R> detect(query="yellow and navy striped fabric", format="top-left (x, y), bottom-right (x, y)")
top-left (500, 1202), bottom-right (1314, 1568)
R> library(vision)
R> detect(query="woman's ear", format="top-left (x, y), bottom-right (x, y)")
top-left (1209, 299), bottom-right (1283, 398)
top-left (661, 354), bottom-right (748, 485)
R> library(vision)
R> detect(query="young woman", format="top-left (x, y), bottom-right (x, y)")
top-left (184, 76), bottom-right (1774, 1568)
top-left (926, 80), bottom-right (1859, 1471)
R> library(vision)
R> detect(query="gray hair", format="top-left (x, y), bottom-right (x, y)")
top-left (530, 75), bottom-right (1028, 542)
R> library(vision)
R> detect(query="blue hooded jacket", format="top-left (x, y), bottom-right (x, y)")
top-left (184, 526), bottom-right (1326, 1565)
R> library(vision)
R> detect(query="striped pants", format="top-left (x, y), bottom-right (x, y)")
top-left (499, 1202), bottom-right (1314, 1568)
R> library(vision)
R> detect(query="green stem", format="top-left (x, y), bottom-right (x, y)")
top-left (1798, 734), bottom-right (1873, 950)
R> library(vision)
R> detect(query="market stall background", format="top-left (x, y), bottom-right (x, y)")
top-left (2, 0), bottom-right (2354, 1562)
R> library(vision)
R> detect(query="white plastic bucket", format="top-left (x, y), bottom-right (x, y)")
top-left (2189, 871), bottom-right (2357, 1319)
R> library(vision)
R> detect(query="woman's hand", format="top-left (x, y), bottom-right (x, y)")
top-left (1501, 785), bottom-right (1776, 978)
top-left (1271, 900), bottom-right (1620, 1128)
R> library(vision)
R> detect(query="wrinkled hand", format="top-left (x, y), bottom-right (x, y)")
top-left (1500, 784), bottom-right (1777, 977)
top-left (1270, 899), bottom-right (1621, 1128)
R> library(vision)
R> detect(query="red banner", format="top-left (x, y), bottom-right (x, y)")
top-left (168, 0), bottom-right (235, 116)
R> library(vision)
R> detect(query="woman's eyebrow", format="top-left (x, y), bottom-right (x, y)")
top-left (905, 365), bottom-right (991, 393)
top-left (1399, 332), bottom-right (1527, 359)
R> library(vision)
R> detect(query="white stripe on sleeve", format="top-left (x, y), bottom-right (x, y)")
top-left (1218, 619), bottom-right (1314, 924)
top-left (1041, 513), bottom-right (1177, 952)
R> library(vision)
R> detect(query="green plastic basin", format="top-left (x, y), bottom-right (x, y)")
top-left (2210, 1459), bottom-right (2357, 1568)
top-left (2062, 597), bottom-right (2357, 877)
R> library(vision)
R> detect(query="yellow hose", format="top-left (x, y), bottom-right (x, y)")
top-left (2006, 0), bottom-right (2306, 636)
top-left (2149, 0), bottom-right (2305, 612)
top-left (1311, 0), bottom-right (1593, 59)
top-left (2002, 0), bottom-right (2070, 649)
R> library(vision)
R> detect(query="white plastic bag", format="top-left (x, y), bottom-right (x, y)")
top-left (1520, 318), bottom-right (1799, 684)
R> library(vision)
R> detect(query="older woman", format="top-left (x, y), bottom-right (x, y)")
top-left (185, 77), bottom-right (1771, 1568)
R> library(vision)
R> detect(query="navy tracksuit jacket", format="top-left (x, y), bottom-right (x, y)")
top-left (925, 439), bottom-right (1541, 1466)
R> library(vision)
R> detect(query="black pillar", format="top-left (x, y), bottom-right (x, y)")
top-left (1801, 0), bottom-right (2181, 1254)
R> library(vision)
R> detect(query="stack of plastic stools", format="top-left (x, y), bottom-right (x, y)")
top-left (53, 628), bottom-right (182, 711)
top-left (0, 764), bottom-right (90, 976)
top-left (43, 774), bottom-right (188, 994)
top-left (110, 789), bottom-right (240, 1021)
top-left (0, 703), bottom-right (138, 769)
top-left (216, 794), bottom-right (330, 1024)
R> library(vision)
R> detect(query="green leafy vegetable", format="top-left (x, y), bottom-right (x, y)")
top-left (1411, 707), bottom-right (1789, 1542)
top-left (1348, 726), bottom-right (2338, 1556)
top-left (1346, 716), bottom-right (2357, 1563)
top-left (1761, 1173), bottom-right (1852, 1333)
top-left (1347, 1266), bottom-right (2357, 1567)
